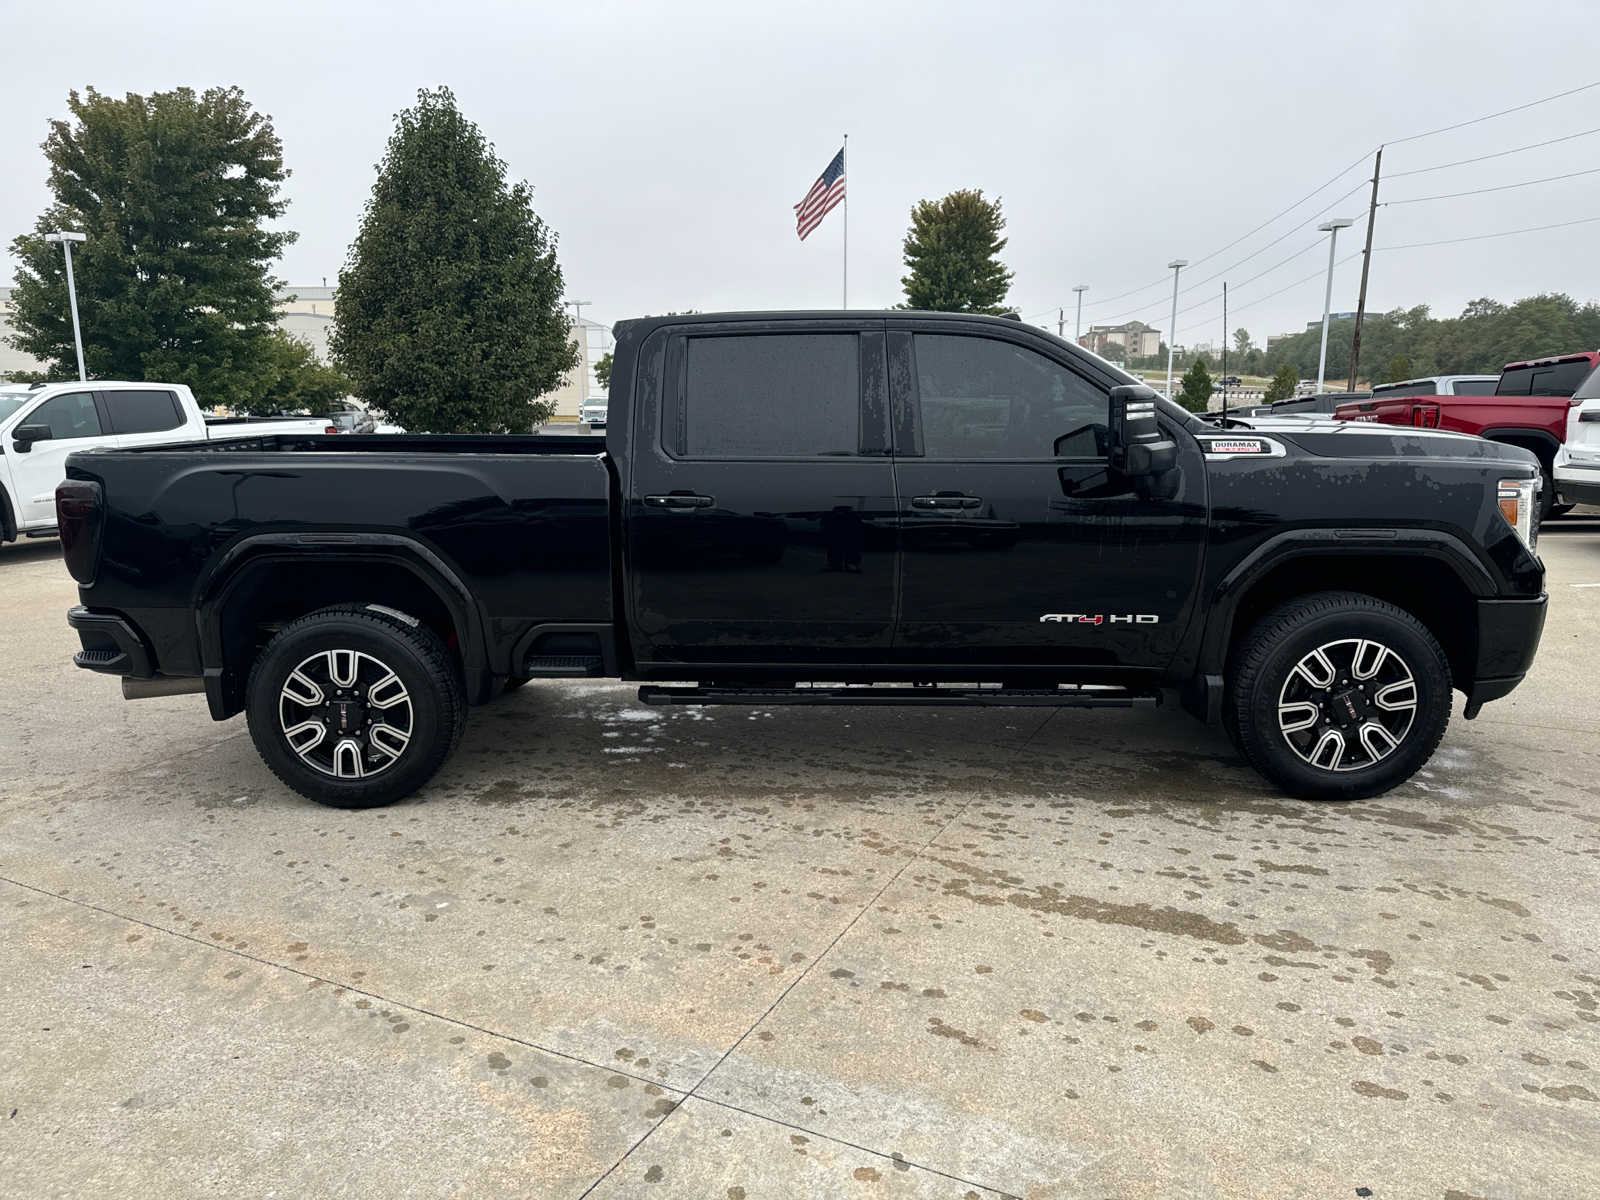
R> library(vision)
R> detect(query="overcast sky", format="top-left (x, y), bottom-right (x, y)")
top-left (3, 0), bottom-right (1597, 349)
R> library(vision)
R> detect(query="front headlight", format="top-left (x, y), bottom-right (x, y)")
top-left (1497, 477), bottom-right (1538, 551)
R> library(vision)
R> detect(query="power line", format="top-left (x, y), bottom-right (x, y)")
top-left (1385, 125), bottom-right (1600, 178)
top-left (1386, 79), bottom-right (1600, 146)
top-left (1384, 164), bottom-right (1600, 205)
top-left (1377, 213), bottom-right (1600, 250)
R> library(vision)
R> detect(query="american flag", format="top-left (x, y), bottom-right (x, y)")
top-left (794, 147), bottom-right (846, 241)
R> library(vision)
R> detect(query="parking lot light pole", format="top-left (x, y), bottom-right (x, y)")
top-left (1165, 260), bottom-right (1187, 398)
top-left (1072, 284), bottom-right (1088, 342)
top-left (1315, 219), bottom-right (1354, 393)
top-left (45, 230), bottom-right (88, 382)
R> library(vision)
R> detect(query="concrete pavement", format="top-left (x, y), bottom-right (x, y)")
top-left (1, 516), bottom-right (1597, 1198)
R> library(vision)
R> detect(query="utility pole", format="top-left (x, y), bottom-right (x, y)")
top-left (566, 300), bottom-right (593, 399)
top-left (1165, 260), bottom-right (1187, 398)
top-left (1058, 307), bottom-right (1064, 338)
top-left (1072, 284), bottom-right (1088, 342)
top-left (1315, 218), bottom-right (1355, 393)
top-left (1221, 281), bottom-right (1228, 419)
top-left (1347, 147), bottom-right (1382, 392)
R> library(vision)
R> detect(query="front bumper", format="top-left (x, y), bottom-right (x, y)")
top-left (67, 605), bottom-right (153, 677)
top-left (1463, 594), bottom-right (1547, 717)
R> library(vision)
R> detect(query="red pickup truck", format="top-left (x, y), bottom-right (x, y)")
top-left (1335, 351), bottom-right (1599, 515)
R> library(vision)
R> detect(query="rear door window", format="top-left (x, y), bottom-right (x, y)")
top-left (105, 389), bottom-right (184, 435)
top-left (1497, 359), bottom-right (1594, 397)
top-left (678, 333), bottom-right (860, 458)
top-left (912, 334), bottom-right (1109, 460)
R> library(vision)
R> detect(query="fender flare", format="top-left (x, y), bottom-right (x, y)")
top-left (0, 482), bottom-right (15, 543)
top-left (1478, 426), bottom-right (1560, 465)
top-left (1192, 528), bottom-right (1497, 681)
top-left (194, 533), bottom-right (489, 717)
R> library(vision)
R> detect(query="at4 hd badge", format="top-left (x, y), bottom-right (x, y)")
top-left (1040, 613), bottom-right (1159, 625)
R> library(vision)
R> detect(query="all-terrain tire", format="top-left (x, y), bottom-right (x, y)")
top-left (1226, 591), bottom-right (1451, 801)
top-left (246, 605), bottom-right (466, 808)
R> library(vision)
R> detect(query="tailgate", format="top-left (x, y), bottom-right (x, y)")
top-left (1334, 397), bottom-right (1414, 424)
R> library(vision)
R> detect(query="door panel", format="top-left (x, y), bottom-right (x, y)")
top-left (889, 327), bottom-right (1206, 669)
top-left (9, 390), bottom-right (106, 527)
top-left (627, 325), bottom-right (898, 666)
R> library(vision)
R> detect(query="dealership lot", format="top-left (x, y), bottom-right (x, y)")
top-left (1, 518), bottom-right (1597, 1199)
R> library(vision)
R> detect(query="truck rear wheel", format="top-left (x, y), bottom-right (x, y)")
top-left (1227, 592), bottom-right (1450, 801)
top-left (245, 606), bottom-right (466, 808)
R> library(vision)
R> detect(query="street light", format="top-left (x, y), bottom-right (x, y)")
top-left (1071, 284), bottom-right (1088, 342)
top-left (1165, 259), bottom-right (1187, 398)
top-left (1315, 218), bottom-right (1354, 393)
top-left (44, 230), bottom-right (87, 382)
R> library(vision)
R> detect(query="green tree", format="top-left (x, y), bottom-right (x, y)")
top-left (1383, 355), bottom-right (1413, 384)
top-left (331, 87), bottom-right (578, 433)
top-left (1176, 357), bottom-right (1213, 413)
top-left (260, 330), bottom-right (352, 412)
top-left (1232, 327), bottom-right (1253, 357)
top-left (1264, 363), bottom-right (1298, 403)
top-left (1099, 341), bottom-right (1126, 364)
top-left (593, 351), bottom-right (613, 390)
top-left (6, 86), bottom-right (314, 410)
top-left (899, 189), bottom-right (1013, 313)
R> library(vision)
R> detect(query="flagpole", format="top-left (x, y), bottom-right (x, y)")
top-left (841, 134), bottom-right (848, 309)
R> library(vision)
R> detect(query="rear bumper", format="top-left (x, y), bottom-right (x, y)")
top-left (67, 605), bottom-right (153, 677)
top-left (1554, 460), bottom-right (1600, 507)
top-left (1463, 594), bottom-right (1547, 716)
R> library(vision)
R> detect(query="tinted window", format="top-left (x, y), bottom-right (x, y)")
top-left (106, 388), bottom-right (182, 434)
top-left (682, 334), bottom-right (859, 457)
top-left (1453, 379), bottom-right (1497, 396)
top-left (914, 334), bottom-right (1108, 459)
top-left (1372, 380), bottom-right (1436, 398)
top-left (26, 391), bottom-right (103, 440)
top-left (1497, 359), bottom-right (1594, 397)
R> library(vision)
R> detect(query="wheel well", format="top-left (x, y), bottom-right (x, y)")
top-left (214, 560), bottom-right (464, 715)
top-left (0, 483), bottom-right (15, 543)
top-left (1484, 431), bottom-right (1556, 472)
top-left (1224, 555), bottom-right (1476, 689)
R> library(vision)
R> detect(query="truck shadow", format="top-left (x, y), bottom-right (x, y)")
top-left (0, 538), bottom-right (62, 565)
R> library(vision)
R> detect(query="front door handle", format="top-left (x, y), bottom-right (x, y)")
top-left (644, 492), bottom-right (714, 508)
top-left (911, 493), bottom-right (982, 510)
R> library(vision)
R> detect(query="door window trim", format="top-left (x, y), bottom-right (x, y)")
top-left (896, 327), bottom-right (1115, 464)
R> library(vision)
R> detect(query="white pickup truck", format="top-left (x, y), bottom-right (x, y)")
top-left (1, 380), bottom-right (336, 542)
top-left (1553, 366), bottom-right (1600, 510)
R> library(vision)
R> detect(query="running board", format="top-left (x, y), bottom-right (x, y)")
top-left (520, 654), bottom-right (604, 678)
top-left (638, 684), bottom-right (1162, 708)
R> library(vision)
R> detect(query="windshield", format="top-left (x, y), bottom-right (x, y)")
top-left (0, 389), bottom-right (32, 422)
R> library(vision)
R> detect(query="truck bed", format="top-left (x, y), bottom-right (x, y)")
top-left (127, 431), bottom-right (609, 455)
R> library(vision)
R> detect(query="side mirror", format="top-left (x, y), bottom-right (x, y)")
top-left (1109, 385), bottom-right (1178, 477)
top-left (11, 424), bottom-right (52, 453)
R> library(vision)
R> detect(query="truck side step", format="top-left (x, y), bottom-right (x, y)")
top-left (638, 684), bottom-right (1162, 708)
top-left (520, 654), bottom-right (604, 678)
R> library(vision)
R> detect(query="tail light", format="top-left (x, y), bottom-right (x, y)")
top-left (324, 424), bottom-right (338, 434)
top-left (1411, 404), bottom-right (1440, 428)
top-left (56, 480), bottom-right (104, 584)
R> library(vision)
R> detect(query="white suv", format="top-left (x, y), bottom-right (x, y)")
top-left (579, 396), bottom-right (608, 427)
top-left (1554, 366), bottom-right (1600, 509)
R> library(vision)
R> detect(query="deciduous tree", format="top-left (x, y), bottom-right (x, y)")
top-left (1176, 357), bottom-right (1213, 413)
top-left (6, 86), bottom-right (315, 410)
top-left (900, 189), bottom-right (1013, 313)
top-left (331, 87), bottom-right (578, 433)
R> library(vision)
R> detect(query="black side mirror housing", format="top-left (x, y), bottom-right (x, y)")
top-left (11, 424), bottom-right (52, 453)
top-left (1109, 385), bottom-right (1178, 477)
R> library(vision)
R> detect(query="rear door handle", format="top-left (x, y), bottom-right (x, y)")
top-left (911, 494), bottom-right (982, 510)
top-left (644, 493), bottom-right (714, 508)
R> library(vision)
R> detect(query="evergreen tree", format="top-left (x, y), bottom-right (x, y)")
top-left (6, 87), bottom-right (316, 410)
top-left (1264, 363), bottom-right (1298, 403)
top-left (331, 88), bottom-right (578, 433)
top-left (900, 189), bottom-right (1013, 313)
top-left (1176, 357), bottom-right (1213, 413)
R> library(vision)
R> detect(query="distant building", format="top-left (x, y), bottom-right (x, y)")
top-left (1305, 312), bottom-right (1356, 329)
top-left (0, 288), bottom-right (47, 380)
top-left (1079, 320), bottom-right (1160, 359)
top-left (1265, 331), bottom-right (1298, 352)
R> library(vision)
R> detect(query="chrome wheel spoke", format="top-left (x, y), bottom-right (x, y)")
top-left (1358, 721), bottom-right (1400, 760)
top-left (1352, 639), bottom-right (1388, 681)
top-left (1292, 648), bottom-right (1337, 689)
top-left (1374, 680), bottom-right (1417, 713)
top-left (1277, 700), bottom-right (1321, 734)
top-left (369, 723), bottom-right (410, 759)
top-left (327, 649), bottom-right (359, 688)
top-left (1309, 729), bottom-right (1346, 770)
top-left (368, 672), bottom-right (408, 710)
top-left (283, 719), bottom-right (326, 755)
top-left (331, 738), bottom-right (366, 778)
top-left (283, 669), bottom-right (323, 707)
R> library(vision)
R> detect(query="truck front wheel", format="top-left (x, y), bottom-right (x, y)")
top-left (245, 606), bottom-right (466, 808)
top-left (1227, 592), bottom-right (1451, 801)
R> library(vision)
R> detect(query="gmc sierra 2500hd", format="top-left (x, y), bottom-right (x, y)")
top-left (59, 312), bottom-right (1548, 808)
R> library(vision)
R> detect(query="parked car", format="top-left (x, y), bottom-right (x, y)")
top-left (1553, 365), bottom-right (1600, 508)
top-left (1264, 391), bottom-right (1372, 417)
top-left (2, 381), bottom-right (337, 543)
top-left (1335, 351), bottom-right (1600, 515)
top-left (1370, 375), bottom-right (1498, 398)
top-left (329, 407), bottom-right (376, 435)
top-left (579, 396), bottom-right (609, 427)
top-left (61, 312), bottom-right (1546, 808)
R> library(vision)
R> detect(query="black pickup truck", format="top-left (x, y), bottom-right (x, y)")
top-left (59, 312), bottom-right (1548, 807)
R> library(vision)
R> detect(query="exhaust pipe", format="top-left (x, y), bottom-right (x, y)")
top-left (123, 676), bottom-right (206, 700)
